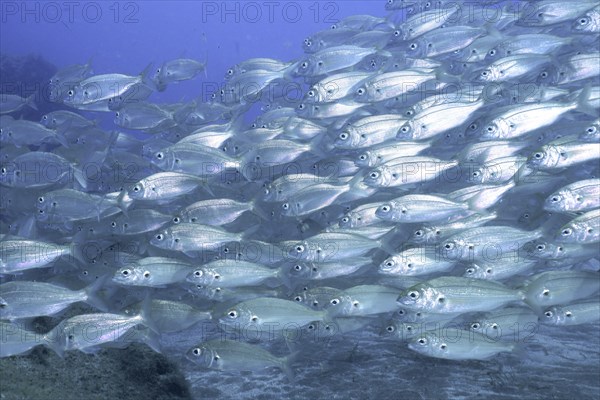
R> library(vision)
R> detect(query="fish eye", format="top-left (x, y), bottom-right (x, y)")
top-left (330, 298), bottom-right (339, 305)
top-left (533, 152), bottom-right (544, 159)
top-left (67, 90), bottom-right (74, 96)
top-left (295, 245), bottom-right (305, 253)
top-left (133, 185), bottom-right (141, 192)
top-left (400, 125), bottom-right (410, 133)
top-left (282, 203), bottom-right (290, 210)
top-left (293, 264), bottom-right (302, 271)
top-left (155, 234), bottom-right (164, 241)
top-left (408, 290), bottom-right (419, 299)
top-left (155, 152), bottom-right (164, 160)
top-left (481, 70), bottom-right (489, 77)
top-left (250, 315), bottom-right (258, 322)
top-left (409, 43), bottom-right (417, 50)
top-left (194, 270), bottom-right (203, 277)
top-left (356, 88), bottom-right (365, 96)
top-left (561, 228), bottom-right (572, 236)
top-left (192, 348), bottom-right (201, 356)
top-left (307, 324), bottom-right (315, 330)
top-left (586, 126), bottom-right (597, 134)
top-left (369, 171), bottom-right (380, 179)
top-left (386, 325), bottom-right (395, 332)
top-left (307, 90), bottom-right (315, 97)
top-left (544, 310), bottom-right (553, 318)
top-left (579, 17), bottom-right (589, 25)
top-left (110, 221), bottom-right (117, 228)
top-left (417, 337), bottom-right (427, 345)
top-left (385, 259), bottom-right (394, 267)
top-left (331, 24), bottom-right (337, 30)
top-left (466, 267), bottom-right (475, 275)
top-left (565, 311), bottom-right (572, 317)
top-left (440, 344), bottom-right (447, 350)
top-left (143, 271), bottom-right (150, 278)
top-left (339, 132), bottom-right (349, 140)
top-left (444, 242), bottom-right (454, 250)
top-left (341, 217), bottom-right (349, 223)
top-left (173, 216), bottom-right (180, 224)
top-left (121, 268), bottom-right (131, 276)
top-left (294, 296), bottom-right (302, 302)
top-left (227, 310), bottom-right (238, 318)
top-left (471, 322), bottom-right (480, 329)
top-left (540, 71), bottom-right (548, 78)
top-left (298, 103), bottom-right (305, 110)
top-left (488, 49), bottom-right (496, 56)
top-left (394, 30), bottom-right (401, 37)
top-left (301, 61), bottom-right (308, 69)
top-left (542, 289), bottom-right (550, 296)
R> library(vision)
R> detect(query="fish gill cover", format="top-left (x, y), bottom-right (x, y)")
top-left (0, 1), bottom-right (599, 399)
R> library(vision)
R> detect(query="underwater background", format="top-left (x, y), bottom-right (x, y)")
top-left (1, 1), bottom-right (600, 399)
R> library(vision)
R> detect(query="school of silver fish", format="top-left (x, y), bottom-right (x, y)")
top-left (1, 0), bottom-right (599, 384)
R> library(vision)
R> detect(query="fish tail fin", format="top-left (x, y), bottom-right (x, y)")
top-left (25, 93), bottom-right (38, 111)
top-left (138, 294), bottom-right (159, 334)
top-left (281, 350), bottom-right (301, 382)
top-left (54, 130), bottom-right (71, 149)
top-left (240, 225), bottom-right (262, 241)
top-left (83, 275), bottom-right (110, 312)
top-left (201, 32), bottom-right (209, 79)
top-left (72, 165), bottom-right (88, 190)
top-left (379, 233), bottom-right (398, 255)
top-left (116, 190), bottom-right (131, 217)
top-left (85, 55), bottom-right (95, 75)
top-left (250, 199), bottom-right (272, 221)
top-left (282, 61), bottom-right (300, 79)
top-left (200, 178), bottom-right (215, 197)
top-left (574, 84), bottom-right (597, 116)
top-left (339, 174), bottom-right (375, 203)
top-left (140, 327), bottom-right (162, 353)
top-left (44, 333), bottom-right (65, 358)
top-left (69, 236), bottom-right (89, 266)
top-left (140, 62), bottom-right (158, 91)
top-left (277, 264), bottom-right (294, 290)
top-left (16, 215), bottom-right (37, 238)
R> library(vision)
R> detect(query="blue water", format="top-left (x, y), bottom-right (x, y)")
top-left (1, 1), bottom-right (379, 104)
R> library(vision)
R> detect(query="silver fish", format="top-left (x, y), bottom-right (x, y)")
top-left (542, 301), bottom-right (600, 326)
top-left (544, 179), bottom-right (600, 212)
top-left (398, 276), bottom-right (525, 314)
top-left (185, 339), bottom-right (297, 381)
top-left (408, 328), bottom-right (517, 360)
